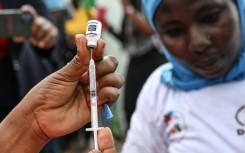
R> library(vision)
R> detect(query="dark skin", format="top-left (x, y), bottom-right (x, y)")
top-left (154, 0), bottom-right (242, 78)
top-left (0, 35), bottom-right (121, 153)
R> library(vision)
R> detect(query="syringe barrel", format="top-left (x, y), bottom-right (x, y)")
top-left (89, 59), bottom-right (96, 95)
top-left (90, 96), bottom-right (98, 128)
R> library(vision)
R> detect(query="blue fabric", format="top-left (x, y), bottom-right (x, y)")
top-left (141, 0), bottom-right (161, 31)
top-left (141, 0), bottom-right (245, 91)
top-left (43, 0), bottom-right (65, 11)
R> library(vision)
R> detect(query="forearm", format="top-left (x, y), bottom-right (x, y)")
top-left (125, 5), bottom-right (153, 36)
top-left (0, 100), bottom-right (48, 153)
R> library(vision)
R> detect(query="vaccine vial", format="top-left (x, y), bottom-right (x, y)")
top-left (86, 20), bottom-right (102, 49)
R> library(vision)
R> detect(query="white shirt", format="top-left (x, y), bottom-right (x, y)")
top-left (122, 64), bottom-right (245, 153)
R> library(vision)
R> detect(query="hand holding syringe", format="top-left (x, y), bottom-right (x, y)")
top-left (85, 20), bottom-right (113, 151)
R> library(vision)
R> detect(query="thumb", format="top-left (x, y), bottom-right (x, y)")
top-left (20, 4), bottom-right (38, 17)
top-left (57, 34), bottom-right (90, 82)
top-left (98, 127), bottom-right (116, 153)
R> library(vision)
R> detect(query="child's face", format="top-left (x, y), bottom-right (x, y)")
top-left (154, 0), bottom-right (242, 78)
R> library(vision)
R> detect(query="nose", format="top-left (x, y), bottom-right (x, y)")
top-left (188, 26), bottom-right (211, 53)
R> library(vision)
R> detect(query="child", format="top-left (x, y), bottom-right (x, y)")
top-left (122, 0), bottom-right (245, 152)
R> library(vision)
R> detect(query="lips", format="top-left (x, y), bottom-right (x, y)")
top-left (194, 54), bottom-right (223, 71)
top-left (195, 57), bottom-right (217, 67)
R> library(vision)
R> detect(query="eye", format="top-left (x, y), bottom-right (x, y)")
top-left (165, 27), bottom-right (184, 38)
top-left (201, 9), bottom-right (222, 24)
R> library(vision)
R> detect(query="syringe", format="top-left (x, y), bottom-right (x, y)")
top-left (85, 20), bottom-right (113, 151)
top-left (86, 50), bottom-right (101, 150)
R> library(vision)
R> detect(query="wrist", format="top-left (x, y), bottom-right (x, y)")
top-left (0, 98), bottom-right (49, 152)
top-left (125, 5), bottom-right (135, 17)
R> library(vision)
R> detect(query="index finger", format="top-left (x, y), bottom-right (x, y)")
top-left (92, 38), bottom-right (106, 61)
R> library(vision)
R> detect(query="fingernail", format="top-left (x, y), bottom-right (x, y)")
top-left (103, 41), bottom-right (106, 49)
top-left (80, 71), bottom-right (89, 83)
top-left (89, 150), bottom-right (101, 153)
top-left (39, 42), bottom-right (44, 48)
top-left (75, 35), bottom-right (81, 51)
top-left (87, 101), bottom-right (91, 109)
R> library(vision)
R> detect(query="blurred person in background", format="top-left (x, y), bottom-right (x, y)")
top-left (108, 0), bottom-right (167, 129)
top-left (0, 0), bottom-right (58, 152)
top-left (122, 0), bottom-right (245, 152)
top-left (43, 0), bottom-right (74, 68)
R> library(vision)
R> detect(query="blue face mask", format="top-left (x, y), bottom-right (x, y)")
top-left (43, 0), bottom-right (65, 11)
top-left (141, 0), bottom-right (245, 91)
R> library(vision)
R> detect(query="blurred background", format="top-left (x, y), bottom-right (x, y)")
top-left (0, 0), bottom-right (166, 152)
